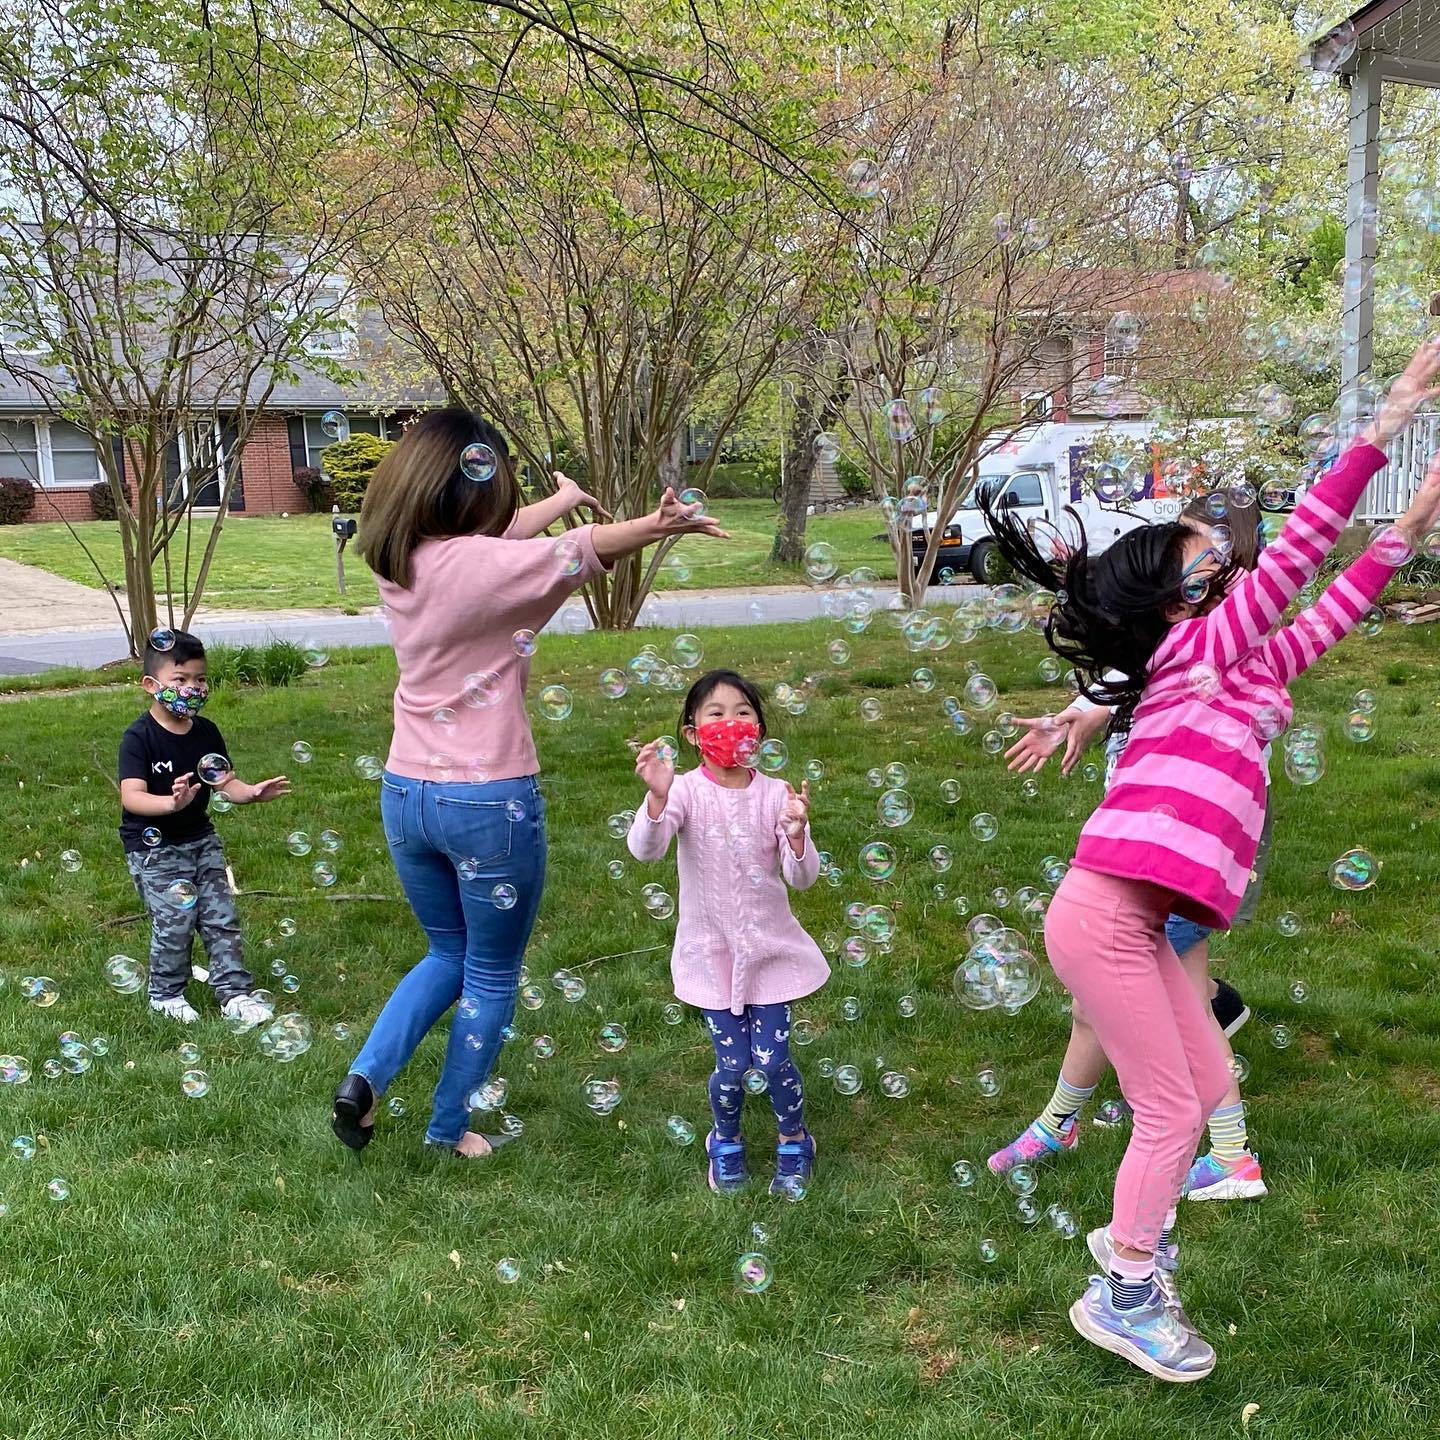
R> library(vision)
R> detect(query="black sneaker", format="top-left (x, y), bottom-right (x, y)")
top-left (1210, 978), bottom-right (1250, 1039)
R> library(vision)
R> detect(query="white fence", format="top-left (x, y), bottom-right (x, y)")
top-left (1357, 410), bottom-right (1440, 522)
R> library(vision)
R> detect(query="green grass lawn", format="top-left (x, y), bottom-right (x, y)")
top-left (0, 502), bottom-right (896, 612)
top-left (0, 617), bottom-right (1437, 1438)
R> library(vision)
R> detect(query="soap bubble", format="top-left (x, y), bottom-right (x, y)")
top-left (491, 883), bottom-right (518, 910)
top-left (832, 1064), bottom-right (862, 1095)
top-left (320, 409), bottom-right (349, 441)
top-left (940, 778), bottom-right (961, 804)
top-left (302, 639), bottom-right (328, 668)
top-left (512, 629), bottom-right (537, 658)
top-left (928, 845), bottom-right (953, 873)
top-left (662, 1001), bottom-right (684, 1025)
top-left (291, 741), bottom-right (313, 764)
top-left (164, 880), bottom-right (198, 910)
top-left (257, 1012), bottom-right (313, 1063)
top-left (858, 841), bottom-right (897, 880)
top-left (140, 825), bottom-right (163, 847)
top-left (598, 1022), bottom-right (628, 1054)
top-left (104, 954), bottom-right (144, 995)
top-left (1353, 688), bottom-right (1377, 714)
top-left (879, 1071), bottom-right (910, 1099)
top-left (494, 1257), bottom-right (520, 1283)
top-left (460, 442), bottom-right (498, 482)
top-left (1006, 1164), bottom-right (1037, 1197)
top-left (975, 1067), bottom-right (1001, 1098)
top-left (1344, 711), bottom-right (1375, 742)
top-left (673, 633), bottom-right (704, 668)
top-left (148, 626), bottom-right (177, 651)
top-left (539, 684), bottom-right (572, 721)
top-left (461, 671), bottom-right (503, 708)
top-left (791, 1017), bottom-right (816, 1045)
top-left (1276, 912), bottom-right (1301, 937)
top-left (978, 1237), bottom-right (1000, 1264)
top-left (1329, 847), bottom-right (1379, 891)
top-left (964, 674), bottom-right (997, 710)
top-left (803, 542), bottom-right (838, 583)
top-left (1288, 978), bottom-right (1309, 1004)
top-left (665, 1115), bottom-right (696, 1146)
top-left (859, 698), bottom-right (883, 722)
top-left (197, 753), bottom-right (232, 786)
top-left (911, 666), bottom-right (936, 693)
top-left (582, 1077), bottom-right (621, 1114)
top-left (877, 789), bottom-right (913, 827)
top-left (46, 1177), bottom-right (70, 1203)
top-left (804, 759), bottom-right (825, 783)
top-left (1095, 1098), bottom-right (1129, 1128)
top-left (181, 1069), bottom-right (210, 1098)
top-left (827, 638), bottom-right (850, 665)
top-left (969, 813), bottom-right (998, 842)
top-left (742, 1067), bottom-right (768, 1095)
top-left (59, 850), bottom-right (82, 873)
top-left (735, 1252), bottom-right (773, 1293)
top-left (1270, 1024), bottom-right (1293, 1049)
top-left (518, 984), bottom-right (544, 1010)
top-left (318, 830), bottom-right (342, 855)
top-left (949, 1159), bottom-right (977, 1189)
top-left (311, 861), bottom-right (337, 888)
top-left (757, 739), bottom-right (788, 772)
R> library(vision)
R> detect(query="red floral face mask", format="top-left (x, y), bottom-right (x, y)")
top-left (694, 717), bottom-right (760, 769)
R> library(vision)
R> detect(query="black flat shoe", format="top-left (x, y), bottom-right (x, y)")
top-left (331, 1074), bottom-right (375, 1151)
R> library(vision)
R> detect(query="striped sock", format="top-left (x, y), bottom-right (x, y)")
top-left (1207, 1102), bottom-right (1248, 1165)
top-left (1107, 1253), bottom-right (1156, 1311)
top-left (1037, 1073), bottom-right (1095, 1137)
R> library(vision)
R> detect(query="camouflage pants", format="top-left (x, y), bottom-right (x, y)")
top-left (126, 832), bottom-right (254, 1002)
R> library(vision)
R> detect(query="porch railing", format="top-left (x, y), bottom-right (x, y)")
top-left (1357, 409), bottom-right (1440, 523)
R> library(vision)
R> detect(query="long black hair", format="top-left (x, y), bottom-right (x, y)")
top-left (679, 669), bottom-right (768, 743)
top-left (979, 494), bottom-right (1239, 729)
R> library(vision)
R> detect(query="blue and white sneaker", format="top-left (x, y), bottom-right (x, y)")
top-left (705, 1131), bottom-right (748, 1194)
top-left (1087, 1226), bottom-right (1196, 1335)
top-left (1069, 1274), bottom-right (1216, 1382)
top-left (769, 1129), bottom-right (816, 1196)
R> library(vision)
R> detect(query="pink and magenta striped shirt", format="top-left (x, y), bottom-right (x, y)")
top-left (1073, 440), bottom-right (1394, 928)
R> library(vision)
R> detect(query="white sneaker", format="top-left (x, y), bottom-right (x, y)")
top-left (222, 993), bottom-right (274, 1028)
top-left (191, 965), bottom-right (210, 984)
top-left (151, 995), bottom-right (200, 1024)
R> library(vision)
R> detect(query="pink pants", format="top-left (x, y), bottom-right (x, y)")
top-left (1044, 866), bottom-right (1232, 1254)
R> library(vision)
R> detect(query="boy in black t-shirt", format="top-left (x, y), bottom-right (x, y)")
top-left (119, 630), bottom-right (290, 1025)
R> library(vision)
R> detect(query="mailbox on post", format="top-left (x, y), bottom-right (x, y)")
top-left (331, 505), bottom-right (358, 594)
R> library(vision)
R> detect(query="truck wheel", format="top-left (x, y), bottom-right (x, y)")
top-left (970, 539), bottom-right (1001, 584)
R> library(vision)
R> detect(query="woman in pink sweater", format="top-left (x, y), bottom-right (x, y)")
top-left (627, 669), bottom-right (829, 1197)
top-left (977, 336), bottom-right (1440, 1383)
top-left (330, 408), bottom-right (725, 1159)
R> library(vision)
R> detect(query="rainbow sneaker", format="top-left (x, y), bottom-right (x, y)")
top-left (1184, 1151), bottom-right (1267, 1202)
top-left (1087, 1225), bottom-right (1196, 1335)
top-left (1069, 1275), bottom-right (1216, 1382)
top-left (987, 1118), bottom-right (1077, 1175)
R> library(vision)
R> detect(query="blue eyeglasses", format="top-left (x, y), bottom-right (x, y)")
top-left (1179, 547), bottom-right (1220, 604)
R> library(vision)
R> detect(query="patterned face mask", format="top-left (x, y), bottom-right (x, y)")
top-left (154, 682), bottom-right (209, 718)
top-left (695, 717), bottom-right (760, 769)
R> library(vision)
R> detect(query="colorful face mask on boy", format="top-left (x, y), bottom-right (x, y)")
top-left (154, 683), bottom-right (209, 718)
top-left (695, 717), bottom-right (760, 769)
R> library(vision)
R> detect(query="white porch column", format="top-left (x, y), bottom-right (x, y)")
top-left (1341, 50), bottom-right (1380, 400)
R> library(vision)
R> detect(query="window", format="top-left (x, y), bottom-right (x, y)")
top-left (301, 275), bottom-right (355, 357)
top-left (0, 419), bottom-right (40, 483)
top-left (49, 420), bottom-right (103, 484)
top-left (1, 279), bottom-right (59, 357)
top-left (0, 417), bottom-right (103, 488)
top-left (1005, 472), bottom-right (1045, 508)
top-left (1021, 390), bottom-right (1054, 419)
top-left (304, 413), bottom-right (385, 467)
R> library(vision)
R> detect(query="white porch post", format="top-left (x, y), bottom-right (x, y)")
top-left (1341, 51), bottom-right (1380, 401)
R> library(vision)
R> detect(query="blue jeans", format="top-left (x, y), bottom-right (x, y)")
top-left (351, 772), bottom-right (546, 1145)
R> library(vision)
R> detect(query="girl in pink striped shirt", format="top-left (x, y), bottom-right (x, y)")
top-left (978, 337), bottom-right (1440, 1383)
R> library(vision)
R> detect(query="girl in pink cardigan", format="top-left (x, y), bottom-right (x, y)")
top-left (977, 336), bottom-right (1440, 1383)
top-left (627, 669), bottom-right (828, 1197)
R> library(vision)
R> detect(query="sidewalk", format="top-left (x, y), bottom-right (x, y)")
top-left (0, 558), bottom-right (979, 676)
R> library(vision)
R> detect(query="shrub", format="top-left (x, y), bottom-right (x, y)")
top-left (203, 638), bottom-right (307, 689)
top-left (834, 452), bottom-right (871, 499)
top-left (90, 480), bottom-right (119, 520)
top-left (323, 434), bottom-right (392, 513)
top-left (0, 475), bottom-right (36, 524)
top-left (294, 466), bottom-right (335, 513)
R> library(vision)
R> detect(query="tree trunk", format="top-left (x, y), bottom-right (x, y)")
top-left (658, 426), bottom-right (686, 495)
top-left (771, 382), bottom-right (819, 564)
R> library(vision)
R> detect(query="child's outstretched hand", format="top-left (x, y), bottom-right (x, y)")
top-left (553, 470), bottom-right (612, 520)
top-left (169, 772), bottom-right (200, 812)
top-left (779, 780), bottom-right (810, 838)
top-left (634, 739), bottom-right (675, 803)
top-left (1004, 716), bottom-right (1069, 774)
top-left (248, 776), bottom-right (291, 803)
top-left (1368, 336), bottom-right (1440, 448)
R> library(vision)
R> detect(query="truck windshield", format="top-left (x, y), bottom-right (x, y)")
top-left (959, 477), bottom-right (1007, 510)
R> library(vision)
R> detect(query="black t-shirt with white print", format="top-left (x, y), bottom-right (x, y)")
top-left (117, 711), bottom-right (227, 853)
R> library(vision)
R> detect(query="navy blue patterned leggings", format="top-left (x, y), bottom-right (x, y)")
top-left (702, 1002), bottom-right (806, 1140)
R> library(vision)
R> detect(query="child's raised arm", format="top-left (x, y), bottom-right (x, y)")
top-left (626, 743), bottom-right (686, 860)
top-left (776, 781), bottom-right (820, 889)
top-left (1181, 338), bottom-right (1440, 674)
top-left (1261, 447), bottom-right (1440, 685)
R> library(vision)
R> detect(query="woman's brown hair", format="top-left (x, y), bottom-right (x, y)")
top-left (356, 408), bottom-right (521, 588)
